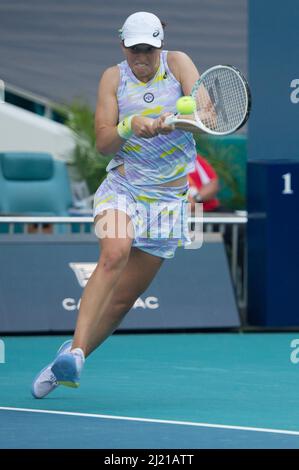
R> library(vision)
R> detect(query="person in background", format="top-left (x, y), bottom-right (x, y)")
top-left (188, 154), bottom-right (222, 212)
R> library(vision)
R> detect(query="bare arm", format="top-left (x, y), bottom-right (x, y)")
top-left (168, 52), bottom-right (216, 128)
top-left (167, 51), bottom-right (200, 95)
top-left (95, 67), bottom-right (123, 156)
top-left (95, 67), bottom-right (158, 156)
top-left (188, 178), bottom-right (219, 210)
top-left (152, 52), bottom-right (201, 134)
top-left (196, 178), bottom-right (219, 201)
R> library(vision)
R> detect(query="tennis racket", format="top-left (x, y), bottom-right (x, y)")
top-left (165, 65), bottom-right (251, 135)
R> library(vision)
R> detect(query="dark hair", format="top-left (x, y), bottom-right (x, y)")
top-left (161, 21), bottom-right (167, 29)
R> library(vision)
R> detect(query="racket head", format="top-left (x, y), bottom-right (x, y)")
top-left (191, 65), bottom-right (251, 135)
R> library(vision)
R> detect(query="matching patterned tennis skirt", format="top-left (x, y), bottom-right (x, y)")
top-left (93, 168), bottom-right (191, 259)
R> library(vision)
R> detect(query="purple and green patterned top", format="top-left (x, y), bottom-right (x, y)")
top-left (106, 50), bottom-right (196, 186)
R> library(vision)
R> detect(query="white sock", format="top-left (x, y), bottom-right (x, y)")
top-left (71, 347), bottom-right (85, 362)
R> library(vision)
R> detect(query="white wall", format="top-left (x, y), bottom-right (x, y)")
top-left (0, 102), bottom-right (75, 162)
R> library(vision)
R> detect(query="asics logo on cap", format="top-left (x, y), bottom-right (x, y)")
top-left (153, 30), bottom-right (160, 37)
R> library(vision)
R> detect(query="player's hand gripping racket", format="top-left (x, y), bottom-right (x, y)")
top-left (165, 65), bottom-right (251, 135)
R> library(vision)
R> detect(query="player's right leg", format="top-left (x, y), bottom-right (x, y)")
top-left (31, 208), bottom-right (133, 397)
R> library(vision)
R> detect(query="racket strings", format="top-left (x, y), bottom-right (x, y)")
top-left (194, 84), bottom-right (217, 131)
top-left (194, 68), bottom-right (248, 133)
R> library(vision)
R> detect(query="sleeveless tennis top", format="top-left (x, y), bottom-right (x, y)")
top-left (106, 50), bottom-right (196, 186)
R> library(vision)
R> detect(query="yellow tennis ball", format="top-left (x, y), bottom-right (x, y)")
top-left (176, 96), bottom-right (196, 114)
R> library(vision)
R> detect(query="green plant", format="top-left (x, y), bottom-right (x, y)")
top-left (195, 134), bottom-right (246, 210)
top-left (63, 100), bottom-right (112, 193)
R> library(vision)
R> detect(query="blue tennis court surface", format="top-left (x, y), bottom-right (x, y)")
top-left (0, 333), bottom-right (299, 448)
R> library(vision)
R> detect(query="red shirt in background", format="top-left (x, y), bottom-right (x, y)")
top-left (188, 155), bottom-right (220, 212)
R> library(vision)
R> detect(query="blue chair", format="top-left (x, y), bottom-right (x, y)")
top-left (0, 152), bottom-right (73, 233)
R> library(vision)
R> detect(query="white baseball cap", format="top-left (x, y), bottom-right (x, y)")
top-left (120, 12), bottom-right (164, 48)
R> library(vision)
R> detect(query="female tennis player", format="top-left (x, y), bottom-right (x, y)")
top-left (31, 11), bottom-right (200, 398)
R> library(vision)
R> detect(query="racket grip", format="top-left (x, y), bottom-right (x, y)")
top-left (164, 115), bottom-right (175, 126)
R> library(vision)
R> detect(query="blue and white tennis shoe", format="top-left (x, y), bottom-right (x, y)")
top-left (51, 347), bottom-right (85, 388)
top-left (31, 340), bottom-right (84, 399)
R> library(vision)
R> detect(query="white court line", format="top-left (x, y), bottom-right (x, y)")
top-left (0, 406), bottom-right (299, 437)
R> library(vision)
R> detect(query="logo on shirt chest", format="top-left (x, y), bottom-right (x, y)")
top-left (143, 92), bottom-right (155, 103)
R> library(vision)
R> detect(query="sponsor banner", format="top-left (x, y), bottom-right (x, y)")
top-left (0, 235), bottom-right (239, 332)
